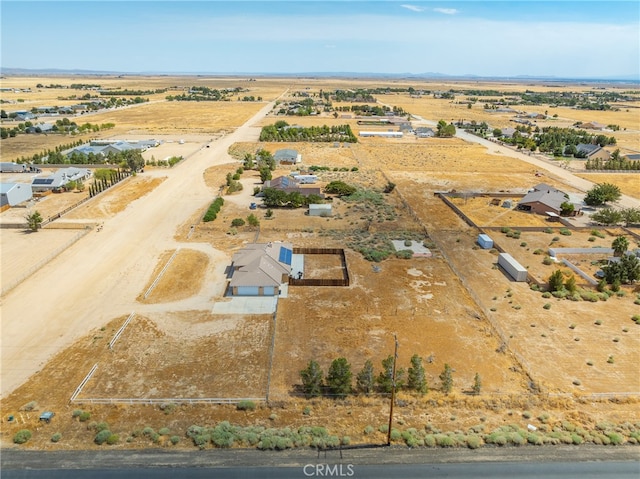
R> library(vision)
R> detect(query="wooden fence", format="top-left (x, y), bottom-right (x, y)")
top-left (289, 248), bottom-right (350, 287)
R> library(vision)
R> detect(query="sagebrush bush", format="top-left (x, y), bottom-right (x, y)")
top-left (237, 400), bottom-right (256, 411)
top-left (79, 411), bottom-right (91, 422)
top-left (106, 434), bottom-right (119, 445)
top-left (94, 430), bottom-right (112, 445)
top-left (13, 430), bottom-right (32, 444)
top-left (51, 432), bottom-right (62, 443)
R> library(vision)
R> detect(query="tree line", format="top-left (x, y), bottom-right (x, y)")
top-left (300, 356), bottom-right (480, 399)
top-left (259, 121), bottom-right (357, 143)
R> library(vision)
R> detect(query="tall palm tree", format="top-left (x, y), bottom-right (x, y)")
top-left (612, 236), bottom-right (629, 257)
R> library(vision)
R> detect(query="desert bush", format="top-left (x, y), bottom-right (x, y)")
top-left (158, 427), bottom-right (170, 436)
top-left (378, 424), bottom-right (389, 434)
top-left (95, 422), bottom-right (109, 433)
top-left (591, 229), bottom-right (606, 238)
top-left (543, 256), bottom-right (554, 265)
top-left (170, 435), bottom-right (180, 445)
top-left (533, 249), bottom-right (544, 255)
top-left (302, 406), bottom-right (312, 416)
top-left (94, 430), bottom-right (112, 445)
top-left (466, 435), bottom-right (482, 449)
top-left (78, 411), bottom-right (91, 422)
top-left (231, 218), bottom-right (245, 227)
top-left (608, 432), bottom-right (624, 445)
top-left (435, 434), bottom-right (455, 447)
top-left (13, 430), bottom-right (32, 444)
top-left (72, 409), bottom-right (83, 418)
top-left (237, 400), bottom-right (256, 411)
top-left (22, 401), bottom-right (37, 411)
top-left (541, 292), bottom-right (552, 298)
top-left (395, 249), bottom-right (413, 259)
top-left (559, 228), bottom-right (572, 236)
top-left (341, 436), bottom-right (351, 445)
top-left (160, 403), bottom-right (176, 415)
top-left (551, 236), bottom-right (560, 242)
top-left (142, 427), bottom-right (155, 437)
top-left (364, 425), bottom-right (374, 435)
top-left (106, 434), bottom-right (119, 445)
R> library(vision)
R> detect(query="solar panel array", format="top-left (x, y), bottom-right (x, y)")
top-left (278, 246), bottom-right (293, 265)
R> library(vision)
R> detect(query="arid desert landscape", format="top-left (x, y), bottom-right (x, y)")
top-left (1, 75), bottom-right (639, 452)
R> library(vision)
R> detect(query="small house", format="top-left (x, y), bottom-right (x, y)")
top-left (274, 149), bottom-right (301, 165)
top-left (227, 242), bottom-right (293, 296)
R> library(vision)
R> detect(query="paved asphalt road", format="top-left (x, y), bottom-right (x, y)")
top-left (1, 460), bottom-right (639, 479)
top-left (2, 446), bottom-right (639, 478)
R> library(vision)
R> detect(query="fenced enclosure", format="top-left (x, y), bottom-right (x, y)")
top-left (289, 248), bottom-right (350, 287)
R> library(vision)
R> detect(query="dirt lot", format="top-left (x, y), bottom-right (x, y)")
top-left (1, 76), bottom-right (639, 451)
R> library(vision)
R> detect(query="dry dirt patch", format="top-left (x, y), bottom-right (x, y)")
top-left (65, 175), bottom-right (165, 220)
top-left (138, 249), bottom-right (209, 303)
top-left (73, 314), bottom-right (272, 400)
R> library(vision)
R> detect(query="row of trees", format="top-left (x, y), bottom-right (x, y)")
top-left (300, 356), bottom-right (476, 398)
top-left (262, 188), bottom-right (324, 208)
top-left (590, 207), bottom-right (640, 227)
top-left (586, 150), bottom-right (640, 171)
top-left (259, 121), bottom-right (357, 143)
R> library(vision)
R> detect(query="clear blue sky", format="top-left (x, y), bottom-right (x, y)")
top-left (1, 1), bottom-right (639, 79)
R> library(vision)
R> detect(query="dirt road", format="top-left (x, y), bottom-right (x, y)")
top-left (0, 98), bottom-right (281, 398)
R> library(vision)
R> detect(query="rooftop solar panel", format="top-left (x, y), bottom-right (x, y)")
top-left (278, 247), bottom-right (292, 265)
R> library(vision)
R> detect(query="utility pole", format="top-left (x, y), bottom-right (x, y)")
top-left (386, 334), bottom-right (398, 446)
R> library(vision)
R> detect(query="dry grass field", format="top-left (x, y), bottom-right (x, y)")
top-left (2, 76), bottom-right (639, 451)
top-left (575, 173), bottom-right (640, 199)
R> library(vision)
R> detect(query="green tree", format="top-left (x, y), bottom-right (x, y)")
top-left (122, 150), bottom-right (145, 172)
top-left (324, 180), bottom-right (356, 197)
top-left (590, 208), bottom-right (623, 226)
top-left (300, 360), bottom-right (323, 398)
top-left (439, 363), bottom-right (454, 394)
top-left (407, 354), bottom-right (427, 394)
top-left (560, 201), bottom-right (574, 216)
top-left (25, 211), bottom-right (43, 232)
top-left (326, 357), bottom-right (352, 399)
top-left (356, 359), bottom-right (375, 395)
top-left (612, 236), bottom-right (629, 257)
top-left (246, 213), bottom-right (259, 227)
top-left (548, 269), bottom-right (565, 292)
top-left (231, 218), bottom-right (245, 227)
top-left (259, 166), bottom-right (272, 183)
top-left (472, 373), bottom-right (482, 395)
top-left (603, 254), bottom-right (640, 285)
top-left (377, 355), bottom-right (405, 393)
top-left (565, 274), bottom-right (577, 293)
top-left (584, 183), bottom-right (622, 206)
top-left (620, 207), bottom-right (640, 227)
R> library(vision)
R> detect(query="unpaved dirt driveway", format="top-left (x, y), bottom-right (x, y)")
top-left (0, 98), bottom-right (281, 398)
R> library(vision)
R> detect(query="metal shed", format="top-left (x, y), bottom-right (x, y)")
top-left (477, 234), bottom-right (493, 249)
top-left (0, 183), bottom-right (32, 207)
top-left (309, 204), bottom-right (332, 217)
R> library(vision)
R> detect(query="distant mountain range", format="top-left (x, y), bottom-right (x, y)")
top-left (1, 67), bottom-right (638, 83)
